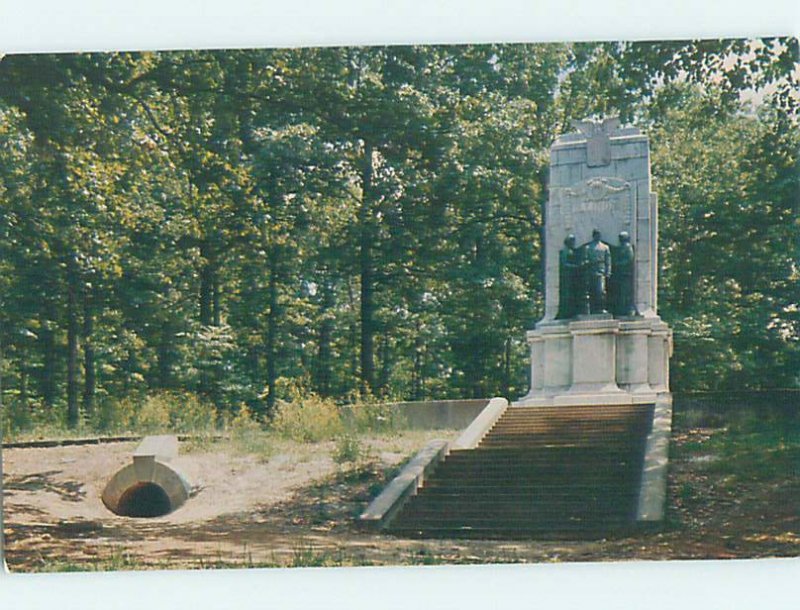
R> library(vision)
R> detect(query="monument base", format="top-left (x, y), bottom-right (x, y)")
top-left (513, 314), bottom-right (672, 408)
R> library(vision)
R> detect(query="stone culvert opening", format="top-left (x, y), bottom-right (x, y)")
top-left (102, 436), bottom-right (191, 518)
top-left (116, 482), bottom-right (173, 518)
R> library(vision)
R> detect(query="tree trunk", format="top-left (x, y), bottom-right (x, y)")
top-left (359, 141), bottom-right (376, 395)
top-left (411, 325), bottom-right (424, 401)
top-left (39, 302), bottom-right (58, 409)
top-left (157, 319), bottom-right (173, 389)
top-left (315, 280), bottom-right (334, 397)
top-left (377, 333), bottom-right (391, 396)
top-left (199, 242), bottom-right (215, 326)
top-left (66, 256), bottom-right (79, 428)
top-left (346, 278), bottom-right (359, 391)
top-left (16, 342), bottom-right (29, 412)
top-left (82, 284), bottom-right (95, 420)
top-left (502, 336), bottom-right (511, 398)
top-left (265, 252), bottom-right (279, 413)
top-left (212, 274), bottom-right (221, 326)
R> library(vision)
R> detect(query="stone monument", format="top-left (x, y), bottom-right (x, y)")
top-left (516, 117), bottom-right (672, 407)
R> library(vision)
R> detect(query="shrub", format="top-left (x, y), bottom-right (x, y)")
top-left (229, 405), bottom-right (272, 460)
top-left (91, 391), bottom-right (216, 436)
top-left (271, 393), bottom-right (343, 442)
top-left (333, 434), bottom-right (364, 464)
top-left (347, 399), bottom-right (400, 434)
top-left (167, 391), bottom-right (216, 433)
top-left (134, 394), bottom-right (171, 433)
top-left (92, 395), bottom-right (137, 434)
top-left (1, 399), bottom-right (33, 438)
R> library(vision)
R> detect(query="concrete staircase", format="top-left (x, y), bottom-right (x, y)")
top-left (388, 403), bottom-right (654, 538)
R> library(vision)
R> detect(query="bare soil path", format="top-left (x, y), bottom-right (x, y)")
top-left (3, 423), bottom-right (799, 571)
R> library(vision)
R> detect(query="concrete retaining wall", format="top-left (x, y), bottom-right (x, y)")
top-left (341, 398), bottom-right (490, 431)
top-left (636, 394), bottom-right (672, 522)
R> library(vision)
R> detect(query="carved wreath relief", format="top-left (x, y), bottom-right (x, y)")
top-left (553, 177), bottom-right (633, 235)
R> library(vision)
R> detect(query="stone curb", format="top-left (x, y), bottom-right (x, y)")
top-left (358, 439), bottom-right (449, 529)
top-left (451, 397), bottom-right (509, 450)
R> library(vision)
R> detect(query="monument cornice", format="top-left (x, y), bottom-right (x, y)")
top-left (551, 132), bottom-right (648, 151)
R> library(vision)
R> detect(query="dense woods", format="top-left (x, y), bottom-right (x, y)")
top-left (0, 39), bottom-right (797, 430)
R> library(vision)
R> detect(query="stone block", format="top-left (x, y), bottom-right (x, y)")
top-left (552, 145), bottom-right (586, 166)
top-left (610, 137), bottom-right (648, 160)
top-left (636, 395), bottom-right (672, 521)
top-left (568, 318), bottom-right (621, 394)
top-left (530, 336), bottom-right (544, 391)
top-left (617, 323), bottom-right (653, 393)
top-left (134, 435), bottom-right (178, 463)
top-left (542, 330), bottom-right (572, 391)
top-left (549, 162), bottom-right (583, 186)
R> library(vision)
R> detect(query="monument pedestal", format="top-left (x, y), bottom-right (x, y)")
top-left (515, 314), bottom-right (671, 407)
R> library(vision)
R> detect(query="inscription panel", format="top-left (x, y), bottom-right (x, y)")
top-left (552, 176), bottom-right (634, 245)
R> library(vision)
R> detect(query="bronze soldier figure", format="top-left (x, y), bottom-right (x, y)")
top-left (557, 234), bottom-right (581, 319)
top-left (584, 229), bottom-right (611, 314)
top-left (612, 231), bottom-right (637, 317)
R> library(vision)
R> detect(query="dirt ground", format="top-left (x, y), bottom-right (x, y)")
top-left (3, 424), bottom-right (800, 571)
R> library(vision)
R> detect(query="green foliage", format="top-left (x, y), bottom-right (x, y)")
top-left (228, 405), bottom-right (272, 459)
top-left (1, 390), bottom-right (215, 439)
top-left (92, 395), bottom-right (138, 434)
top-left (0, 399), bottom-right (32, 438)
top-left (333, 433), bottom-right (366, 464)
top-left (0, 38), bottom-right (797, 437)
top-left (134, 391), bottom-right (216, 434)
top-left (271, 391), bottom-right (344, 442)
top-left (345, 396), bottom-right (403, 433)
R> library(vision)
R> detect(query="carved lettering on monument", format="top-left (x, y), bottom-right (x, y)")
top-left (554, 177), bottom-right (633, 235)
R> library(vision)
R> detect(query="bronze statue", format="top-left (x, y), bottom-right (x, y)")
top-left (611, 231), bottom-right (637, 317)
top-left (556, 234), bottom-right (581, 319)
top-left (584, 229), bottom-right (611, 314)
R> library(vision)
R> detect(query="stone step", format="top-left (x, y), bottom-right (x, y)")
top-left (433, 465), bottom-right (642, 476)
top-left (410, 492), bottom-right (638, 504)
top-left (447, 447), bottom-right (641, 457)
top-left (486, 421), bottom-right (649, 430)
top-left (388, 523), bottom-right (635, 539)
top-left (498, 412), bottom-right (651, 422)
top-left (386, 400), bottom-right (653, 538)
top-left (391, 515), bottom-right (634, 529)
top-left (421, 473), bottom-right (638, 484)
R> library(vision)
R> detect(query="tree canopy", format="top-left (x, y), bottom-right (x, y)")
top-left (0, 39), bottom-right (797, 428)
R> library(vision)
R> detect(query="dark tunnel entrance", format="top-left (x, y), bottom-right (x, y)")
top-left (116, 482), bottom-right (173, 518)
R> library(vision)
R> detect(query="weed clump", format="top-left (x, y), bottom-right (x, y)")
top-left (333, 433), bottom-right (366, 464)
top-left (271, 390), bottom-right (344, 442)
top-left (229, 406), bottom-right (272, 460)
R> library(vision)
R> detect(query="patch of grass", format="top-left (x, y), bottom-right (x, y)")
top-left (182, 433), bottom-right (222, 454)
top-left (675, 408), bottom-right (727, 430)
top-left (678, 408), bottom-right (800, 484)
top-left (26, 547), bottom-right (148, 573)
top-left (290, 539), bottom-right (347, 568)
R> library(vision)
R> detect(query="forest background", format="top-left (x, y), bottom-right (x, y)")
top-left (0, 39), bottom-right (797, 432)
